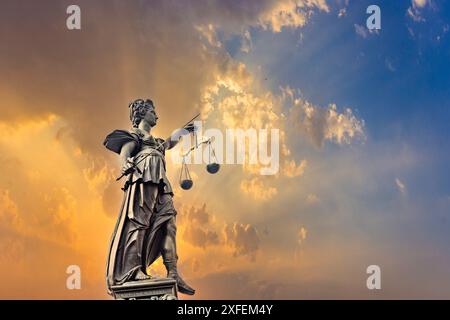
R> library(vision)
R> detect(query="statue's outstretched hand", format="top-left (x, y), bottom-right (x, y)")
top-left (184, 123), bottom-right (197, 134)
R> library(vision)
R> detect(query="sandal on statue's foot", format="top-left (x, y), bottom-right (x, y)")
top-left (133, 269), bottom-right (151, 281)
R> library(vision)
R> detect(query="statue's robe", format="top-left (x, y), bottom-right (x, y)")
top-left (103, 129), bottom-right (176, 294)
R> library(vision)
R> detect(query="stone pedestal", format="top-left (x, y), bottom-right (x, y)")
top-left (110, 277), bottom-right (178, 300)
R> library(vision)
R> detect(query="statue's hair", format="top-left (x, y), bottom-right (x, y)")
top-left (128, 98), bottom-right (154, 128)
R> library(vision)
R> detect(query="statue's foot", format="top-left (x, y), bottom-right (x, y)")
top-left (177, 277), bottom-right (195, 295)
top-left (169, 274), bottom-right (195, 295)
top-left (133, 270), bottom-right (151, 281)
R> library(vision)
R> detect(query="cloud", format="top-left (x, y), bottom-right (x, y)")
top-left (297, 226), bottom-right (307, 245)
top-left (198, 61), bottom-right (289, 178)
top-left (283, 159), bottom-right (307, 177)
top-left (354, 24), bottom-right (368, 38)
top-left (240, 177), bottom-right (278, 201)
top-left (413, 0), bottom-right (429, 6)
top-left (385, 58), bottom-right (396, 72)
top-left (198, 64), bottom-right (363, 185)
top-left (306, 193), bottom-right (320, 204)
top-left (183, 203), bottom-right (212, 225)
top-left (0, 234), bottom-right (25, 265)
top-left (224, 222), bottom-right (260, 260)
top-left (102, 178), bottom-right (124, 219)
top-left (0, 117), bottom-right (81, 246)
top-left (0, 0), bottom-right (331, 159)
top-left (257, 0), bottom-right (329, 32)
top-left (195, 49), bottom-right (363, 207)
top-left (240, 29), bottom-right (253, 53)
top-left (41, 187), bottom-right (79, 244)
top-left (286, 93), bottom-right (365, 148)
top-left (0, 189), bottom-right (20, 229)
top-left (407, 0), bottom-right (429, 22)
top-left (191, 271), bottom-right (287, 299)
top-left (0, 115), bottom-right (116, 298)
top-left (83, 161), bottom-right (114, 194)
top-left (395, 178), bottom-right (407, 195)
top-left (354, 24), bottom-right (379, 38)
top-left (407, 8), bottom-right (425, 22)
top-left (195, 24), bottom-right (223, 48)
top-left (180, 204), bottom-right (220, 249)
top-left (338, 8), bottom-right (347, 18)
top-left (183, 224), bottom-right (220, 248)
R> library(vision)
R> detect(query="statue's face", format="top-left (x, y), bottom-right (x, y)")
top-left (144, 105), bottom-right (158, 127)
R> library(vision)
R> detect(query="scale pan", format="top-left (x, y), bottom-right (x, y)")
top-left (180, 179), bottom-right (193, 190)
top-left (206, 163), bottom-right (220, 174)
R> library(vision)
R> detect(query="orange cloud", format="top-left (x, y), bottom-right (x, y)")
top-left (240, 177), bottom-right (278, 201)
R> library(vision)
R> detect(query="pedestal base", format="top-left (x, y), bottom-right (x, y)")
top-left (110, 277), bottom-right (178, 300)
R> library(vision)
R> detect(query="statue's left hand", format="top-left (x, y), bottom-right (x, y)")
top-left (121, 157), bottom-right (135, 175)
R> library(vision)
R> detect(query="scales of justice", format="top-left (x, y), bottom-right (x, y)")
top-left (103, 98), bottom-right (219, 300)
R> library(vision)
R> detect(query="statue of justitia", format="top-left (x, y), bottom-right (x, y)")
top-left (103, 98), bottom-right (196, 295)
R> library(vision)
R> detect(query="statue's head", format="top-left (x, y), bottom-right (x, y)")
top-left (129, 98), bottom-right (157, 128)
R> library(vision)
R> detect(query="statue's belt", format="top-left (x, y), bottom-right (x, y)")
top-left (132, 148), bottom-right (167, 176)
top-left (134, 148), bottom-right (164, 161)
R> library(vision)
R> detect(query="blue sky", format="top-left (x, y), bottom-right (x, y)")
top-left (232, 0), bottom-right (450, 140)
top-left (215, 0), bottom-right (450, 293)
top-left (222, 0), bottom-right (450, 199)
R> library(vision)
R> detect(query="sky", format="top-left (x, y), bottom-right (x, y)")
top-left (0, 0), bottom-right (450, 299)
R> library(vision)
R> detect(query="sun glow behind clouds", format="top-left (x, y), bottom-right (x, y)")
top-left (2, 0), bottom-right (449, 299)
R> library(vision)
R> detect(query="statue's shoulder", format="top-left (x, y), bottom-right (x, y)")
top-left (103, 128), bottom-right (141, 154)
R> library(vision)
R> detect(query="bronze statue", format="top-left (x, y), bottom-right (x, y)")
top-left (103, 98), bottom-right (196, 296)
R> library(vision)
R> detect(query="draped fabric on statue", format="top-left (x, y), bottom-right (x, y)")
top-left (103, 129), bottom-right (176, 294)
